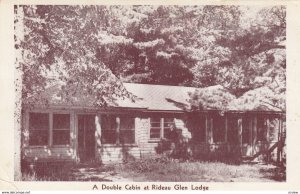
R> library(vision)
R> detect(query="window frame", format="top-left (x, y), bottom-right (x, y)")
top-left (257, 116), bottom-right (268, 142)
top-left (119, 115), bottom-right (135, 144)
top-left (241, 116), bottom-right (252, 144)
top-left (52, 113), bottom-right (71, 146)
top-left (189, 115), bottom-right (206, 143)
top-left (149, 117), bottom-right (175, 141)
top-left (226, 116), bottom-right (239, 144)
top-left (26, 110), bottom-right (71, 148)
top-left (149, 117), bottom-right (162, 140)
top-left (101, 114), bottom-right (136, 145)
top-left (212, 116), bottom-right (226, 143)
top-left (28, 112), bottom-right (50, 146)
top-left (100, 114), bottom-right (118, 145)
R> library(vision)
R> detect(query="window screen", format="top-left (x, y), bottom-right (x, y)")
top-left (212, 116), bottom-right (226, 143)
top-left (29, 113), bottom-right (49, 146)
top-left (120, 116), bottom-right (135, 144)
top-left (257, 117), bottom-right (267, 142)
top-left (227, 117), bottom-right (239, 144)
top-left (150, 117), bottom-right (161, 139)
top-left (101, 115), bottom-right (117, 144)
top-left (53, 114), bottom-right (70, 145)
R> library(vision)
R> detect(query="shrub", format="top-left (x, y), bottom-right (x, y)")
top-left (155, 129), bottom-right (192, 160)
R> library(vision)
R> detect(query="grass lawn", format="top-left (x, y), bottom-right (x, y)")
top-left (22, 156), bottom-right (286, 182)
top-left (117, 157), bottom-right (286, 182)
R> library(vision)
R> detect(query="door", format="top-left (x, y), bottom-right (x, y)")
top-left (78, 115), bottom-right (96, 162)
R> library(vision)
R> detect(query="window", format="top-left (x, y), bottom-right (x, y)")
top-left (150, 117), bottom-right (161, 139)
top-left (162, 118), bottom-right (174, 139)
top-left (189, 116), bottom-right (206, 142)
top-left (53, 114), bottom-right (70, 145)
top-left (101, 115), bottom-right (117, 144)
top-left (150, 117), bottom-right (174, 140)
top-left (227, 117), bottom-right (239, 144)
top-left (242, 117), bottom-right (251, 144)
top-left (28, 112), bottom-right (71, 146)
top-left (29, 113), bottom-right (49, 146)
top-left (269, 117), bottom-right (279, 142)
top-left (101, 115), bottom-right (135, 144)
top-left (120, 116), bottom-right (135, 144)
top-left (212, 116), bottom-right (226, 143)
top-left (257, 117), bottom-right (267, 141)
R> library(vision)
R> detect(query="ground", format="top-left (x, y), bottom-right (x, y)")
top-left (22, 156), bottom-right (286, 182)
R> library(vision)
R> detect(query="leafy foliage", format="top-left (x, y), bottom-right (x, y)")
top-left (15, 5), bottom-right (285, 109)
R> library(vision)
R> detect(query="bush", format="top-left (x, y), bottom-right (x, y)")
top-left (124, 155), bottom-right (173, 173)
top-left (21, 160), bottom-right (75, 181)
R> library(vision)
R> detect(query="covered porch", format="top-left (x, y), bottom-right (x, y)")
top-left (186, 111), bottom-right (286, 163)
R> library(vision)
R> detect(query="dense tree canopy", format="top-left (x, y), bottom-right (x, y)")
top-left (15, 5), bottom-right (285, 109)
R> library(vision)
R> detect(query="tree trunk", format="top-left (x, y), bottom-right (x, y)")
top-left (14, 5), bottom-right (24, 181)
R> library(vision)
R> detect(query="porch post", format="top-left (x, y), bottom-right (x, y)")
top-left (266, 117), bottom-right (270, 142)
top-left (95, 114), bottom-right (102, 162)
top-left (95, 114), bottom-right (102, 147)
top-left (224, 116), bottom-right (229, 152)
top-left (224, 116), bottom-right (228, 143)
top-left (206, 115), bottom-right (213, 144)
top-left (116, 116), bottom-right (120, 144)
top-left (238, 118), bottom-right (243, 156)
top-left (49, 112), bottom-right (53, 146)
top-left (74, 113), bottom-right (79, 162)
top-left (277, 115), bottom-right (282, 163)
top-left (70, 112), bottom-right (76, 159)
top-left (205, 115), bottom-right (208, 143)
top-left (253, 115), bottom-right (257, 155)
top-left (249, 115), bottom-right (253, 156)
top-left (24, 110), bottom-right (30, 146)
top-left (266, 117), bottom-right (270, 162)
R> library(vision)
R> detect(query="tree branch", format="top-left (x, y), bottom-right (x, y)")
top-left (260, 100), bottom-right (284, 111)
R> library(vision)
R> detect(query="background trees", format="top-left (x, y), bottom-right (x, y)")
top-left (16, 5), bottom-right (285, 107)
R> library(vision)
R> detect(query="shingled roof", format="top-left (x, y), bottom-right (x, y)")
top-left (24, 82), bottom-right (284, 112)
top-left (117, 83), bottom-right (196, 111)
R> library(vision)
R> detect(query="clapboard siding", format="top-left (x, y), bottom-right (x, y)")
top-left (97, 146), bottom-right (141, 163)
top-left (23, 146), bottom-right (76, 161)
top-left (135, 117), bottom-right (159, 156)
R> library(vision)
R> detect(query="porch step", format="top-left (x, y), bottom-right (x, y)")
top-left (241, 140), bottom-right (285, 163)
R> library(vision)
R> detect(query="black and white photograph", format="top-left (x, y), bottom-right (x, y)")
top-left (12, 4), bottom-right (287, 183)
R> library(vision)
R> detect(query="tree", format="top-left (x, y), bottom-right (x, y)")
top-left (189, 6), bottom-right (286, 110)
top-left (14, 5), bottom-right (135, 178)
top-left (14, 5), bottom-right (24, 181)
top-left (18, 5), bottom-right (137, 106)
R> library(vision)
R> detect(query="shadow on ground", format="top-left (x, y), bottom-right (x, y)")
top-left (22, 161), bottom-right (129, 181)
top-left (259, 165), bottom-right (286, 181)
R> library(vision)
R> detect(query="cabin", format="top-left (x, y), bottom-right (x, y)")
top-left (21, 83), bottom-right (286, 164)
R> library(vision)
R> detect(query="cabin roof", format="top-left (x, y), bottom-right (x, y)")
top-left (118, 83), bottom-right (196, 111)
top-left (24, 82), bottom-right (285, 113)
